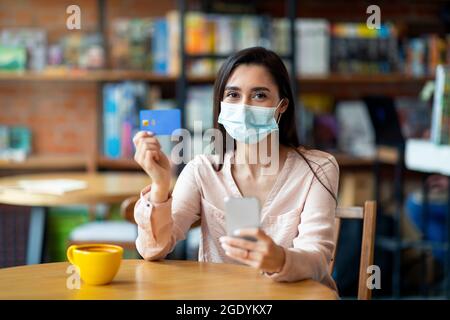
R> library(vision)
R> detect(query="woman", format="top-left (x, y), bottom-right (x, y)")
top-left (133, 47), bottom-right (339, 291)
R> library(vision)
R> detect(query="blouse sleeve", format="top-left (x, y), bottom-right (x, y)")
top-left (134, 159), bottom-right (202, 260)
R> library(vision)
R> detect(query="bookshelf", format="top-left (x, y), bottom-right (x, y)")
top-left (1, 0), bottom-right (439, 177)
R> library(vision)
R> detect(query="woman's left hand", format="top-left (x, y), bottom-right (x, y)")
top-left (219, 228), bottom-right (286, 274)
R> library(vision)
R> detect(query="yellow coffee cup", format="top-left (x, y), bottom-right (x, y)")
top-left (66, 244), bottom-right (123, 286)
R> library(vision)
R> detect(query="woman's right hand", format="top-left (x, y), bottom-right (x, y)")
top-left (133, 131), bottom-right (171, 203)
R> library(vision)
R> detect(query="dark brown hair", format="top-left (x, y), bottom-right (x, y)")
top-left (212, 47), bottom-right (338, 203)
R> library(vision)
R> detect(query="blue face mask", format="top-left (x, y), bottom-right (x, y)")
top-left (218, 100), bottom-right (283, 144)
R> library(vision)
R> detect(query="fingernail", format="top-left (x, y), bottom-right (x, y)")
top-left (147, 131), bottom-right (154, 135)
top-left (233, 230), bottom-right (241, 236)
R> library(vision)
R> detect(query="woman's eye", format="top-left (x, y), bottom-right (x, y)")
top-left (254, 93), bottom-right (267, 100)
top-left (226, 92), bottom-right (239, 98)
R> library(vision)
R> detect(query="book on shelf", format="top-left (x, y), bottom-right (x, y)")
top-left (271, 18), bottom-right (290, 57)
top-left (0, 46), bottom-right (26, 71)
top-left (0, 125), bottom-right (32, 162)
top-left (300, 94), bottom-right (335, 148)
top-left (330, 23), bottom-right (399, 75)
top-left (52, 32), bottom-right (105, 70)
top-left (109, 12), bottom-right (180, 75)
top-left (0, 28), bottom-right (47, 71)
top-left (431, 65), bottom-right (450, 145)
top-left (110, 18), bottom-right (153, 70)
top-left (336, 100), bottom-right (376, 157)
top-left (405, 35), bottom-right (448, 77)
top-left (103, 81), bottom-right (148, 159)
top-left (427, 34), bottom-right (447, 76)
top-left (296, 19), bottom-right (330, 76)
top-left (313, 114), bottom-right (338, 151)
top-left (185, 12), bottom-right (215, 76)
top-left (185, 86), bottom-right (214, 132)
top-left (0, 28), bottom-right (106, 71)
top-left (215, 15), bottom-right (235, 55)
top-left (405, 38), bottom-right (426, 76)
top-left (166, 10), bottom-right (181, 76)
top-left (395, 96), bottom-right (431, 139)
top-left (183, 12), bottom-right (270, 76)
top-left (153, 18), bottom-right (169, 74)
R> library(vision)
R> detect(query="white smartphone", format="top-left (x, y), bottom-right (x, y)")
top-left (224, 196), bottom-right (260, 241)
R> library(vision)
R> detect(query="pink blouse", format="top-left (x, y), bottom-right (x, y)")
top-left (134, 147), bottom-right (339, 292)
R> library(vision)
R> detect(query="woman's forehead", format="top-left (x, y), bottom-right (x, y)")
top-left (226, 64), bottom-right (277, 89)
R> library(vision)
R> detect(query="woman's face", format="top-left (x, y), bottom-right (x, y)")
top-left (222, 64), bottom-right (287, 116)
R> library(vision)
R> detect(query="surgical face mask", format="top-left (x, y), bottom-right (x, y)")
top-left (218, 100), bottom-right (283, 144)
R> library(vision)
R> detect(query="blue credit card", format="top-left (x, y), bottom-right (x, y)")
top-left (140, 109), bottom-right (181, 135)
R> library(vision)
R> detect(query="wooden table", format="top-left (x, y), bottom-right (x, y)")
top-left (0, 259), bottom-right (338, 300)
top-left (0, 173), bottom-right (150, 265)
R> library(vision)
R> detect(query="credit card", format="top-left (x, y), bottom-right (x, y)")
top-left (139, 109), bottom-right (181, 135)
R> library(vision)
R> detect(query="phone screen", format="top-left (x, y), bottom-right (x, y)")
top-left (224, 197), bottom-right (260, 241)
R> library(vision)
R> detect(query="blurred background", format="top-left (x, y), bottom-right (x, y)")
top-left (1, 0), bottom-right (450, 299)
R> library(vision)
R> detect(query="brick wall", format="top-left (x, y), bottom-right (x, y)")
top-left (0, 82), bottom-right (98, 154)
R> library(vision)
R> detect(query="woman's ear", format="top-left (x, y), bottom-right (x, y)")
top-left (276, 98), bottom-right (289, 123)
top-left (278, 98), bottom-right (289, 114)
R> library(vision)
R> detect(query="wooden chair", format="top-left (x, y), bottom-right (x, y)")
top-left (120, 196), bottom-right (377, 299)
top-left (330, 201), bottom-right (377, 300)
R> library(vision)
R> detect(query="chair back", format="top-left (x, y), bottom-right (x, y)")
top-left (330, 201), bottom-right (377, 300)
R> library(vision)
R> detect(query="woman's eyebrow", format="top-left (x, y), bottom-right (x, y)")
top-left (224, 86), bottom-right (241, 91)
top-left (251, 87), bottom-right (270, 92)
top-left (224, 86), bottom-right (271, 92)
